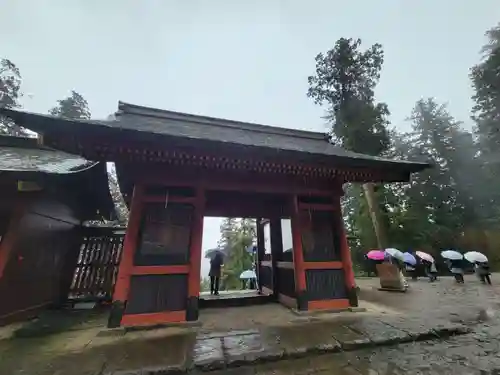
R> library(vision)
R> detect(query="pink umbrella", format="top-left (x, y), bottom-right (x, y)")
top-left (367, 250), bottom-right (385, 261)
top-left (416, 251), bottom-right (434, 263)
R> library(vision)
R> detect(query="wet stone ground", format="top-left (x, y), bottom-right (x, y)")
top-left (0, 275), bottom-right (499, 374)
top-left (356, 275), bottom-right (500, 324)
top-left (1, 317), bottom-right (465, 375)
top-left (223, 327), bottom-right (500, 375)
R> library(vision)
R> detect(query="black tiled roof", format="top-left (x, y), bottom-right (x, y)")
top-left (0, 135), bottom-right (116, 221)
top-left (0, 135), bottom-right (95, 174)
top-left (0, 103), bottom-right (430, 174)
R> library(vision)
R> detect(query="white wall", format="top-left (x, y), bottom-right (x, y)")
top-left (281, 219), bottom-right (293, 252)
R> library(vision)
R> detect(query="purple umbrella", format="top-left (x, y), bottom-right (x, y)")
top-left (367, 250), bottom-right (385, 261)
top-left (403, 252), bottom-right (417, 266)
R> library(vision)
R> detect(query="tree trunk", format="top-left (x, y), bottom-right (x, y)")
top-left (362, 183), bottom-right (388, 250)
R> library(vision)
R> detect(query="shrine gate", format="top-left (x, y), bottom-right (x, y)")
top-left (1, 103), bottom-right (429, 327)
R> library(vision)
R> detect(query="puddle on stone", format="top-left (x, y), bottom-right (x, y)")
top-left (224, 334), bottom-right (265, 356)
top-left (263, 322), bottom-right (348, 352)
top-left (193, 337), bottom-right (224, 363)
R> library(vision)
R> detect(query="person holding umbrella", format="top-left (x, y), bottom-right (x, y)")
top-left (416, 251), bottom-right (437, 282)
top-left (428, 260), bottom-right (438, 282)
top-left (465, 252), bottom-right (491, 285)
top-left (422, 259), bottom-right (438, 282)
top-left (441, 250), bottom-right (465, 283)
top-left (210, 252), bottom-right (224, 295)
top-left (403, 252), bottom-right (418, 281)
top-left (475, 262), bottom-right (491, 285)
top-left (366, 250), bottom-right (385, 276)
top-left (205, 248), bottom-right (225, 295)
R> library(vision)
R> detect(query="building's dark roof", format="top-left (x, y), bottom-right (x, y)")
top-left (0, 103), bottom-right (431, 175)
top-left (0, 135), bottom-right (95, 174)
top-left (0, 135), bottom-right (116, 221)
top-left (115, 102), bottom-right (428, 168)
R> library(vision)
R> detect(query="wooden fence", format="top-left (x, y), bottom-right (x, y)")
top-left (68, 228), bottom-right (125, 301)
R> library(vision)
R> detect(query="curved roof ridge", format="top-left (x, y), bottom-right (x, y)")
top-left (117, 101), bottom-right (329, 142)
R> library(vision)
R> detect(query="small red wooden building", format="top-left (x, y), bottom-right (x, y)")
top-left (0, 135), bottom-right (115, 325)
top-left (2, 103), bottom-right (429, 327)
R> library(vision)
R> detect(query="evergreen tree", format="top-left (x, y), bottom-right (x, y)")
top-left (391, 99), bottom-right (485, 252)
top-left (217, 218), bottom-right (255, 290)
top-left (49, 90), bottom-right (91, 120)
top-left (50, 92), bottom-right (128, 225)
top-left (0, 59), bottom-right (27, 136)
top-left (217, 218), bottom-right (238, 249)
top-left (307, 37), bottom-right (391, 249)
top-left (471, 22), bottom-right (500, 221)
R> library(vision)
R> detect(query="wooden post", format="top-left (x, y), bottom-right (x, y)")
top-left (269, 218), bottom-right (283, 297)
top-left (256, 218), bottom-right (265, 294)
top-left (362, 183), bottom-right (387, 250)
top-left (108, 184), bottom-right (143, 328)
top-left (334, 195), bottom-right (358, 307)
top-left (290, 195), bottom-right (307, 310)
top-left (186, 187), bottom-right (205, 321)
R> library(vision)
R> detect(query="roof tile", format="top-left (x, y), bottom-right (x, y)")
top-left (0, 136), bottom-right (94, 174)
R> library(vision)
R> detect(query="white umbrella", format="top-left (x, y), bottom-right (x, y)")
top-left (464, 251), bottom-right (488, 263)
top-left (385, 248), bottom-right (405, 261)
top-left (441, 250), bottom-right (463, 260)
top-left (240, 270), bottom-right (257, 280)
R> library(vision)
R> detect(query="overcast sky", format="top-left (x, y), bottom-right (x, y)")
top-left (2, 0), bottom-right (499, 276)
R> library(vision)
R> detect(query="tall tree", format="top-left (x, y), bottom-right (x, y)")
top-left (0, 59), bottom-right (26, 136)
top-left (49, 90), bottom-right (91, 120)
top-left (217, 218), bottom-right (238, 250)
top-left (50, 92), bottom-right (128, 224)
top-left (307, 38), bottom-right (391, 249)
top-left (217, 218), bottom-right (255, 290)
top-left (389, 99), bottom-right (487, 253)
top-left (471, 23), bottom-right (500, 219)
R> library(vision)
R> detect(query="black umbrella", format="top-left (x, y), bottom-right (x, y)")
top-left (204, 247), bottom-right (227, 259)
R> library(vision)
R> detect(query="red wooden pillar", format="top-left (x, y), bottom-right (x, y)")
top-left (334, 193), bottom-right (358, 307)
top-left (108, 184), bottom-right (144, 328)
top-left (186, 187), bottom-right (205, 321)
top-left (290, 195), bottom-right (307, 310)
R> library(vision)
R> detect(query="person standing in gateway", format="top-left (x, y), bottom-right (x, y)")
top-left (209, 252), bottom-right (224, 295)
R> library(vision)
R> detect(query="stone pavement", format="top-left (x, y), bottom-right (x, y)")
top-left (0, 275), bottom-right (498, 374)
top-left (210, 330), bottom-right (500, 375)
top-left (0, 315), bottom-right (469, 375)
top-left (356, 274), bottom-right (500, 324)
top-left (230, 320), bottom-right (500, 375)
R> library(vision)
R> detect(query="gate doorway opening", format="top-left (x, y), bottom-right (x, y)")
top-left (199, 217), bottom-right (263, 308)
top-left (198, 215), bottom-right (295, 310)
top-left (196, 189), bottom-right (297, 314)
